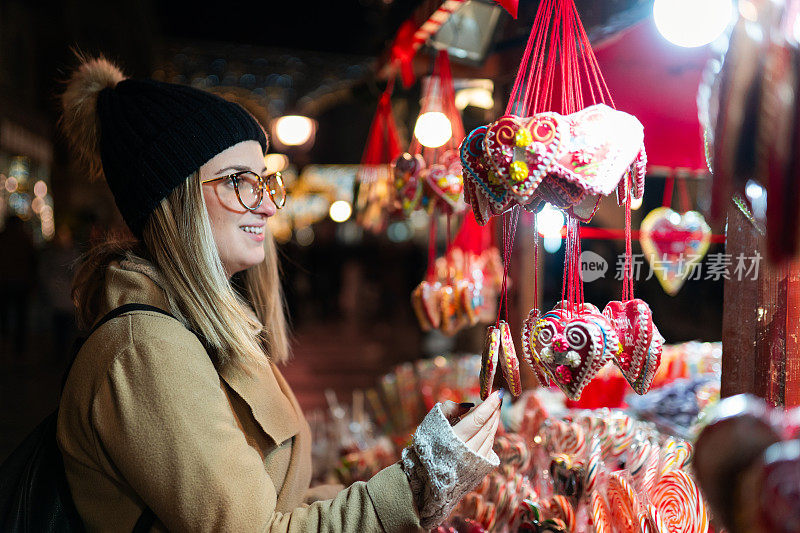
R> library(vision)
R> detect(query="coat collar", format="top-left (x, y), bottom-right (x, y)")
top-left (102, 258), bottom-right (304, 446)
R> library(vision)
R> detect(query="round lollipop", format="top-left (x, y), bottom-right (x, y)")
top-left (650, 470), bottom-right (709, 533)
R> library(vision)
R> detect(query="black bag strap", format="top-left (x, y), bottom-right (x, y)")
top-left (67, 303), bottom-right (175, 532)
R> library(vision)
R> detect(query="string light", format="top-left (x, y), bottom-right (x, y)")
top-left (274, 115), bottom-right (316, 146)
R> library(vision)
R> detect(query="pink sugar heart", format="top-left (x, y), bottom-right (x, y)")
top-left (603, 299), bottom-right (658, 393)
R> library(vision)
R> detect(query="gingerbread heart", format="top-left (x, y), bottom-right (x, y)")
top-left (531, 306), bottom-right (618, 400)
top-left (411, 281), bottom-right (441, 331)
top-left (602, 299), bottom-right (654, 384)
top-left (460, 125), bottom-right (510, 218)
top-left (425, 163), bottom-right (464, 214)
top-left (640, 207), bottom-right (712, 296)
top-left (393, 152), bottom-right (426, 214)
top-left (522, 308), bottom-right (551, 387)
top-left (483, 114), bottom-right (566, 203)
top-left (498, 320), bottom-right (522, 397)
top-left (480, 325), bottom-right (501, 400)
top-left (549, 104), bottom-right (646, 198)
top-left (616, 149), bottom-right (648, 206)
top-left (631, 324), bottom-right (663, 395)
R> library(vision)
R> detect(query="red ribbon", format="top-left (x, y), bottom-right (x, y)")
top-left (389, 20), bottom-right (418, 89)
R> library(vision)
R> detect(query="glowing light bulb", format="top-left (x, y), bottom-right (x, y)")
top-left (274, 115), bottom-right (315, 146)
top-left (413, 112), bottom-right (452, 148)
top-left (654, 0), bottom-right (734, 48)
top-left (537, 203), bottom-right (566, 238)
top-left (329, 200), bottom-right (352, 223)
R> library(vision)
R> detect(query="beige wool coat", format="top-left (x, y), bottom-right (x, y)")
top-left (57, 261), bottom-right (423, 532)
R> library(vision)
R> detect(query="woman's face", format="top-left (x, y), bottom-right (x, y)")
top-left (200, 140), bottom-right (277, 277)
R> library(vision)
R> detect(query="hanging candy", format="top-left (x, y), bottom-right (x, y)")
top-left (498, 321), bottom-right (523, 397)
top-left (527, 302), bottom-right (619, 400)
top-left (394, 49), bottom-right (466, 217)
top-left (640, 176), bottom-right (712, 296)
top-left (480, 326), bottom-right (501, 401)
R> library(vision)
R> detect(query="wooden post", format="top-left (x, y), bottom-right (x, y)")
top-left (722, 203), bottom-right (800, 407)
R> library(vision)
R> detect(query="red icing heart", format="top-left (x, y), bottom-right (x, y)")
top-left (549, 104), bottom-right (645, 198)
top-left (632, 323), bottom-right (663, 394)
top-left (425, 163), bottom-right (463, 213)
top-left (483, 114), bottom-right (565, 202)
top-left (603, 299), bottom-right (660, 394)
top-left (528, 304), bottom-right (618, 400)
top-left (639, 207), bottom-right (712, 295)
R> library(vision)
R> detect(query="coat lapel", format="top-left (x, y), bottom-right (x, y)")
top-left (218, 360), bottom-right (303, 448)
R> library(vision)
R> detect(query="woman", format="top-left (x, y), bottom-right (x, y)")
top-left (56, 56), bottom-right (501, 532)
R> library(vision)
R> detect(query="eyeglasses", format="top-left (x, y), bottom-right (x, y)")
top-left (201, 171), bottom-right (286, 211)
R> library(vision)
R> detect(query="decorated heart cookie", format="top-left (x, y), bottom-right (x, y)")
top-left (631, 324), bottom-right (664, 395)
top-left (602, 299), bottom-right (655, 389)
top-left (530, 305), bottom-right (618, 400)
top-left (498, 320), bottom-right (522, 397)
top-left (480, 326), bottom-right (501, 400)
top-left (483, 114), bottom-right (566, 203)
top-left (549, 104), bottom-right (645, 197)
top-left (410, 281), bottom-right (441, 331)
top-left (393, 152), bottom-right (426, 214)
top-left (424, 163), bottom-right (464, 214)
top-left (521, 308), bottom-right (550, 387)
top-left (460, 125), bottom-right (510, 222)
top-left (640, 207), bottom-right (712, 296)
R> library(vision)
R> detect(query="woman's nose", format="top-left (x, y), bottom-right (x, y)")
top-left (253, 192), bottom-right (277, 217)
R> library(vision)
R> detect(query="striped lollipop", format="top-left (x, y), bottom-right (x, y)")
top-left (650, 470), bottom-right (709, 533)
top-left (607, 471), bottom-right (640, 533)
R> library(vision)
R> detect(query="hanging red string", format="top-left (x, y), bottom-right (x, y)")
top-left (676, 177), bottom-right (692, 214)
top-left (498, 0), bottom-right (621, 321)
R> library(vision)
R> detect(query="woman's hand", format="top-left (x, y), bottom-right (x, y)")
top-left (441, 390), bottom-right (503, 460)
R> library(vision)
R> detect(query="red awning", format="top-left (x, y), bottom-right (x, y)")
top-left (594, 18), bottom-right (711, 172)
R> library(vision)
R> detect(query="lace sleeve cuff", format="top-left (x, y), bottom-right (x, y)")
top-left (400, 403), bottom-right (499, 530)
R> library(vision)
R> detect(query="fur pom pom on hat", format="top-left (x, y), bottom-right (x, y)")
top-left (60, 55), bottom-right (267, 236)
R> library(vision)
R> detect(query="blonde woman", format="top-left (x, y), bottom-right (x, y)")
top-left (56, 56), bottom-right (501, 532)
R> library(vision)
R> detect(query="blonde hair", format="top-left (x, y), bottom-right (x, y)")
top-left (142, 174), bottom-right (289, 366)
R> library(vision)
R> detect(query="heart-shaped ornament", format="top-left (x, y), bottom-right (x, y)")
top-left (522, 308), bottom-right (551, 387)
top-left (393, 152), bottom-right (426, 214)
top-left (632, 324), bottom-right (663, 395)
top-left (616, 149), bottom-right (648, 206)
top-left (531, 305), bottom-right (618, 400)
top-left (640, 207), bottom-right (712, 296)
top-left (498, 320), bottom-right (523, 397)
top-left (425, 164), bottom-right (464, 213)
top-left (483, 114), bottom-right (566, 203)
top-left (549, 104), bottom-right (645, 198)
top-left (602, 299), bottom-right (662, 394)
top-left (480, 325), bottom-right (501, 400)
top-left (411, 281), bottom-right (441, 331)
top-left (460, 125), bottom-right (511, 219)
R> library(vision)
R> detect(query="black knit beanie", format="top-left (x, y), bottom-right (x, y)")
top-left (61, 58), bottom-right (267, 237)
